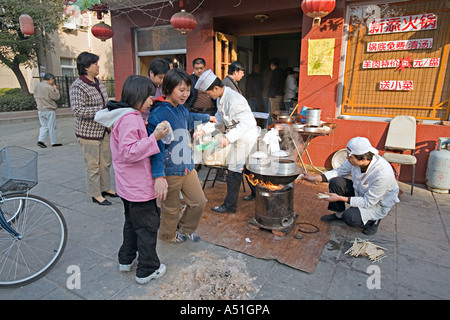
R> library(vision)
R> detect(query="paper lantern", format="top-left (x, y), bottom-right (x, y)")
top-left (19, 13), bottom-right (34, 36)
top-left (170, 9), bottom-right (197, 34)
top-left (301, 0), bottom-right (336, 27)
top-left (91, 21), bottom-right (114, 41)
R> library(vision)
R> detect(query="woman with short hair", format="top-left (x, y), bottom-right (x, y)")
top-left (70, 51), bottom-right (117, 205)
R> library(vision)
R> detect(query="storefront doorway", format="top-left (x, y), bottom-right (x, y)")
top-left (236, 32), bottom-right (301, 95)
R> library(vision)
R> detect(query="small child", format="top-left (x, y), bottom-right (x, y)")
top-left (94, 75), bottom-right (169, 284)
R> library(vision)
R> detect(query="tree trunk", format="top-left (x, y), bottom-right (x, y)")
top-left (0, 53), bottom-right (30, 96)
top-left (11, 58), bottom-right (30, 96)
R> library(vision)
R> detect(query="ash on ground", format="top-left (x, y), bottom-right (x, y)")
top-left (159, 251), bottom-right (256, 300)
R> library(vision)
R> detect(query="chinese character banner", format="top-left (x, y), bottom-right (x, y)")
top-left (369, 13), bottom-right (437, 35)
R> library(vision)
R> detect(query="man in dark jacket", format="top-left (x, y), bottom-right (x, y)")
top-left (246, 63), bottom-right (264, 112)
top-left (268, 58), bottom-right (285, 113)
top-left (185, 58), bottom-right (216, 115)
top-left (222, 61), bottom-right (245, 94)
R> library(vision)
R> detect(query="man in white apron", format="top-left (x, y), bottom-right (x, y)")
top-left (195, 70), bottom-right (259, 213)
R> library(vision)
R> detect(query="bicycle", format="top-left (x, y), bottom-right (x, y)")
top-left (0, 146), bottom-right (67, 288)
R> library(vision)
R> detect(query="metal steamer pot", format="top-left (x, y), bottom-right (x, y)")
top-left (245, 158), bottom-right (303, 185)
top-left (305, 108), bottom-right (321, 127)
top-left (271, 111), bottom-right (300, 124)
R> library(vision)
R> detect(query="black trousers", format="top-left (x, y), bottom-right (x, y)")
top-left (119, 198), bottom-right (161, 278)
top-left (328, 176), bottom-right (367, 228)
top-left (223, 171), bottom-right (243, 211)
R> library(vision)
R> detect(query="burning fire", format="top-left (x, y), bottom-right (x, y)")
top-left (244, 173), bottom-right (283, 191)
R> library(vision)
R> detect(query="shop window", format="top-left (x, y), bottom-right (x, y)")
top-left (136, 26), bottom-right (186, 53)
top-left (135, 25), bottom-right (187, 75)
top-left (342, 0), bottom-right (449, 120)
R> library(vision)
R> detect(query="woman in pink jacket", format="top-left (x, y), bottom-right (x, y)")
top-left (95, 75), bottom-right (169, 285)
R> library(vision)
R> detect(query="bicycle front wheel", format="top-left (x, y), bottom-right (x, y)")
top-left (0, 194), bottom-right (67, 287)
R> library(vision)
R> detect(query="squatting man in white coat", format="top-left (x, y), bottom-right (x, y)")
top-left (302, 137), bottom-right (400, 235)
top-left (195, 69), bottom-right (259, 213)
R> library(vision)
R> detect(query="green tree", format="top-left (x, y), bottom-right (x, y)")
top-left (0, 0), bottom-right (65, 96)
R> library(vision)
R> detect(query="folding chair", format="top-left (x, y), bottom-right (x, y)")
top-left (202, 165), bottom-right (246, 192)
top-left (382, 115), bottom-right (417, 195)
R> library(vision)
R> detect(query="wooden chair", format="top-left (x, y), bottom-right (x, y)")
top-left (382, 115), bottom-right (417, 195)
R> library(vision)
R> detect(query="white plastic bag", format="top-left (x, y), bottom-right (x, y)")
top-left (158, 121), bottom-right (174, 144)
top-left (263, 128), bottom-right (281, 155)
top-left (197, 122), bottom-right (216, 135)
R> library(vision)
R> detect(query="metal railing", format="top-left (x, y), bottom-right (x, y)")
top-left (43, 76), bottom-right (115, 108)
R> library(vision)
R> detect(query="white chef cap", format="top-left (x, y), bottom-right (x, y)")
top-left (195, 69), bottom-right (218, 92)
top-left (346, 137), bottom-right (379, 156)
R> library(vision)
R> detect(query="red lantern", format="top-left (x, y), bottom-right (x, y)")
top-left (170, 9), bottom-right (197, 34)
top-left (91, 22), bottom-right (114, 41)
top-left (19, 13), bottom-right (34, 36)
top-left (301, 0), bottom-right (336, 27)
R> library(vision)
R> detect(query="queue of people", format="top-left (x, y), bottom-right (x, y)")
top-left (62, 52), bottom-right (399, 285)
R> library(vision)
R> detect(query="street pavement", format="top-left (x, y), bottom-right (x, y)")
top-left (0, 110), bottom-right (449, 302)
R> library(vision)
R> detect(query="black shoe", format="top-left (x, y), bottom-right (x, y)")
top-left (243, 194), bottom-right (255, 201)
top-left (320, 213), bottom-right (342, 222)
top-left (37, 141), bottom-right (47, 148)
top-left (52, 144), bottom-right (62, 147)
top-left (362, 220), bottom-right (380, 235)
top-left (211, 204), bottom-right (235, 214)
top-left (101, 191), bottom-right (119, 198)
top-left (92, 197), bottom-right (112, 205)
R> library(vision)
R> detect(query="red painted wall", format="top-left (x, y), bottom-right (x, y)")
top-left (110, 1), bottom-right (450, 185)
top-left (185, 9), bottom-right (214, 75)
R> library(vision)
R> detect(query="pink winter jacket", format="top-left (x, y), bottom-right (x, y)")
top-left (109, 110), bottom-right (160, 202)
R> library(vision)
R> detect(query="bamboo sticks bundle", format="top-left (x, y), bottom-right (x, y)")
top-left (345, 238), bottom-right (387, 262)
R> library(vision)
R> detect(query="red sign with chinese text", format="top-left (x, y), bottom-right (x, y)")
top-left (379, 80), bottom-right (414, 91)
top-left (368, 13), bottom-right (437, 35)
top-left (363, 57), bottom-right (440, 69)
top-left (367, 38), bottom-right (433, 52)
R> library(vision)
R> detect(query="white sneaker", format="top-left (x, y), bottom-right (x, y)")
top-left (186, 232), bottom-right (201, 242)
top-left (119, 264), bottom-right (132, 272)
top-left (135, 263), bottom-right (166, 284)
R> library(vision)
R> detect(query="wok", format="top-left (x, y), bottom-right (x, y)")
top-left (244, 163), bottom-right (303, 185)
top-left (271, 111), bottom-right (300, 124)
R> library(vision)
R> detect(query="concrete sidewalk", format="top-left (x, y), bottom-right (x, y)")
top-left (0, 108), bottom-right (74, 124)
top-left (0, 113), bottom-right (449, 301)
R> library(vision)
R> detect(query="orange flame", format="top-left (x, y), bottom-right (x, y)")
top-left (244, 173), bottom-right (283, 191)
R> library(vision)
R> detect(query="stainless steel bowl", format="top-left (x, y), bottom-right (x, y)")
top-left (274, 159), bottom-right (296, 175)
top-left (303, 126), bottom-right (320, 132)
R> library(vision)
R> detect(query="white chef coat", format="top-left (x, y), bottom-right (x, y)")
top-left (215, 86), bottom-right (259, 172)
top-left (323, 154), bottom-right (400, 224)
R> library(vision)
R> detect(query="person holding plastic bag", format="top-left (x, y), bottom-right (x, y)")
top-left (94, 75), bottom-right (169, 284)
top-left (147, 68), bottom-right (216, 243)
top-left (195, 69), bottom-right (259, 213)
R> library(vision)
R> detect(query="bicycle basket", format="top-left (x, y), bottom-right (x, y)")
top-left (0, 146), bottom-right (38, 193)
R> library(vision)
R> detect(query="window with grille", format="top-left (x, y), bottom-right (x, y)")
top-left (342, 0), bottom-right (450, 120)
top-left (60, 57), bottom-right (77, 77)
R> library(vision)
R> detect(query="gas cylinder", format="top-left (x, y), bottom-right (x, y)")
top-left (426, 137), bottom-right (450, 193)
